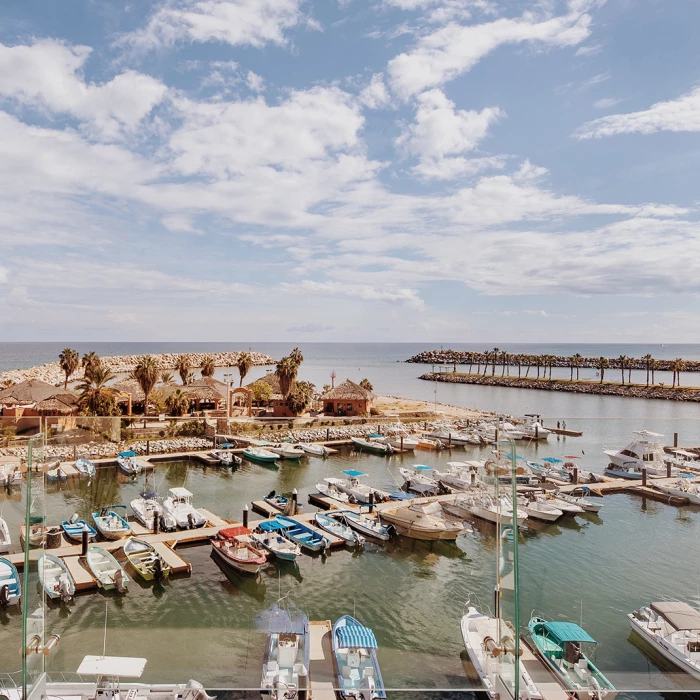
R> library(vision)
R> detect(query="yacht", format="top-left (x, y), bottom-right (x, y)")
top-left (379, 501), bottom-right (463, 540)
top-left (604, 430), bottom-right (678, 478)
top-left (432, 461), bottom-right (482, 490)
top-left (655, 477), bottom-right (700, 505)
top-left (162, 488), bottom-right (206, 529)
top-left (519, 415), bottom-right (551, 441)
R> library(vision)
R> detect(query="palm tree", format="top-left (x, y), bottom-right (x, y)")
top-left (524, 355), bottom-right (532, 378)
top-left (133, 356), bottom-right (159, 415)
top-left (573, 353), bottom-right (582, 380)
top-left (548, 355), bottom-right (554, 380)
top-left (77, 365), bottom-right (117, 415)
top-left (501, 351), bottom-right (508, 377)
top-left (175, 355), bottom-right (191, 385)
top-left (81, 351), bottom-right (101, 383)
top-left (517, 354), bottom-right (522, 378)
top-left (165, 388), bottom-right (190, 416)
top-left (160, 371), bottom-right (175, 386)
top-left (627, 357), bottom-right (634, 384)
top-left (618, 355), bottom-right (627, 385)
top-left (467, 353), bottom-right (473, 375)
top-left (58, 348), bottom-right (79, 389)
top-left (236, 352), bottom-right (253, 387)
top-left (201, 356), bottom-right (215, 378)
top-left (651, 359), bottom-right (657, 386)
top-left (535, 355), bottom-right (541, 379)
top-left (598, 357), bottom-right (608, 384)
top-left (482, 351), bottom-right (490, 376)
top-left (643, 354), bottom-right (652, 387)
top-left (569, 355), bottom-right (574, 381)
top-left (276, 356), bottom-right (298, 398)
top-left (359, 378), bottom-right (374, 392)
top-left (289, 347), bottom-right (304, 368)
top-left (672, 358), bottom-right (684, 388)
top-left (491, 348), bottom-right (499, 376)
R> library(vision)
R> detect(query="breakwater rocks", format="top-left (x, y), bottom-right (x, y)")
top-left (0, 351), bottom-right (275, 387)
top-left (420, 372), bottom-right (700, 402)
top-left (407, 349), bottom-right (700, 372)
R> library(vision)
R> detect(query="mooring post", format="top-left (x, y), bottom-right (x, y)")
top-left (292, 488), bottom-right (298, 515)
top-left (368, 490), bottom-right (375, 514)
top-left (667, 462), bottom-right (672, 478)
top-left (642, 468), bottom-right (647, 487)
top-left (674, 432), bottom-right (678, 447)
top-left (495, 428), bottom-right (499, 444)
top-left (535, 424), bottom-right (539, 440)
top-left (153, 511), bottom-right (160, 534)
top-left (243, 504), bottom-right (249, 528)
top-left (400, 436), bottom-right (404, 451)
top-left (448, 433), bottom-right (452, 447)
top-left (573, 467), bottom-right (578, 484)
top-left (146, 440), bottom-right (150, 456)
top-left (81, 524), bottom-right (89, 557)
top-left (326, 428), bottom-right (330, 441)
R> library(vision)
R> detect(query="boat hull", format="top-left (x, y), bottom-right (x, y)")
top-left (379, 513), bottom-right (461, 541)
top-left (0, 557), bottom-right (21, 606)
top-left (38, 554), bottom-right (76, 601)
top-left (605, 466), bottom-right (643, 480)
top-left (655, 483), bottom-right (700, 505)
top-left (340, 512), bottom-right (392, 541)
top-left (124, 538), bottom-right (170, 581)
top-left (274, 516), bottom-right (328, 552)
top-left (211, 540), bottom-right (265, 575)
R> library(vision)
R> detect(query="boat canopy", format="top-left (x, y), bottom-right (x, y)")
top-left (336, 623), bottom-right (378, 649)
top-left (651, 601), bottom-right (700, 630)
top-left (119, 451), bottom-right (137, 457)
top-left (413, 465), bottom-right (432, 471)
top-left (503, 453), bottom-right (523, 460)
top-left (219, 526), bottom-right (250, 538)
top-left (249, 440), bottom-right (272, 446)
top-left (542, 621), bottom-right (596, 645)
top-left (168, 487), bottom-right (193, 499)
top-left (388, 492), bottom-right (413, 501)
top-left (220, 443), bottom-right (234, 448)
top-left (257, 520), bottom-right (287, 532)
top-left (342, 469), bottom-right (366, 477)
top-left (542, 457), bottom-right (563, 464)
top-left (77, 655), bottom-right (147, 678)
top-left (140, 491), bottom-right (158, 500)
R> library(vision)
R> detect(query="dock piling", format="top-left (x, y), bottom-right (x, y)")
top-left (572, 467), bottom-right (578, 485)
top-left (153, 512), bottom-right (160, 534)
top-left (147, 440), bottom-right (150, 455)
top-left (292, 488), bottom-right (298, 515)
top-left (400, 436), bottom-right (404, 451)
top-left (243, 504), bottom-right (249, 528)
top-left (642, 468), bottom-right (647, 486)
top-left (81, 525), bottom-right (89, 556)
top-left (667, 462), bottom-right (672, 478)
top-left (368, 491), bottom-right (375, 514)
top-left (674, 432), bottom-right (678, 447)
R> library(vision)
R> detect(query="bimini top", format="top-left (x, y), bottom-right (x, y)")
top-left (168, 487), bottom-right (193, 499)
top-left (140, 491), bottom-right (158, 500)
top-left (119, 451), bottom-right (137, 458)
top-left (257, 520), bottom-right (287, 532)
top-left (388, 492), bottom-right (413, 501)
top-left (262, 604), bottom-right (309, 635)
top-left (335, 622), bottom-right (378, 649)
top-left (633, 430), bottom-right (664, 440)
top-left (77, 655), bottom-right (147, 678)
top-left (542, 621), bottom-right (596, 645)
top-left (651, 601), bottom-right (700, 630)
top-left (219, 526), bottom-right (250, 538)
top-left (413, 465), bottom-right (432, 471)
top-left (220, 442), bottom-right (234, 448)
top-left (542, 457), bottom-right (563, 464)
top-left (342, 469), bottom-right (366, 478)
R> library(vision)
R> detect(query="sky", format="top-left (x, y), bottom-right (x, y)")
top-left (1, 0), bottom-right (700, 343)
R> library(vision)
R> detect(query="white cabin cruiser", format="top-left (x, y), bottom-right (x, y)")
top-left (519, 496), bottom-right (563, 523)
top-left (316, 478), bottom-right (350, 503)
top-left (519, 415), bottom-right (551, 441)
top-left (131, 491), bottom-right (177, 532)
top-left (604, 430), bottom-right (678, 478)
top-left (335, 470), bottom-right (379, 504)
top-left (162, 488), bottom-right (206, 529)
top-left (655, 477), bottom-right (700, 505)
top-left (446, 493), bottom-right (527, 527)
top-left (432, 461), bottom-right (482, 490)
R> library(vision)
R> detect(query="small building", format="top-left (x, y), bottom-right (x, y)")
top-left (320, 380), bottom-right (373, 417)
top-left (246, 373), bottom-right (301, 417)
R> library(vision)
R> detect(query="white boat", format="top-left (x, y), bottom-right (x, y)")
top-left (209, 449), bottom-right (242, 466)
top-left (604, 430), bottom-right (679, 478)
top-left (315, 513), bottom-right (364, 545)
top-left (38, 553), bottom-right (75, 601)
top-left (655, 477), bottom-right (700, 505)
top-left (316, 478), bottom-right (350, 503)
top-left (75, 457), bottom-right (96, 477)
top-left (446, 493), bottom-right (527, 527)
top-left (461, 603), bottom-right (542, 700)
top-left (426, 430), bottom-right (473, 446)
top-left (519, 496), bottom-right (563, 522)
top-left (398, 465), bottom-right (443, 495)
top-left (432, 461), bottom-right (482, 490)
top-left (379, 501), bottom-right (464, 541)
top-left (519, 414), bottom-right (551, 440)
top-left (92, 506), bottom-right (132, 540)
top-left (0, 556), bottom-right (21, 606)
top-left (330, 510), bottom-right (393, 541)
top-left (269, 444), bottom-right (305, 460)
top-left (0, 465), bottom-right (22, 486)
top-left (545, 494), bottom-right (584, 516)
top-left (351, 437), bottom-right (394, 455)
top-left (117, 451), bottom-right (143, 476)
top-left (377, 434), bottom-right (419, 451)
top-left (299, 443), bottom-right (330, 457)
top-left (243, 446), bottom-right (280, 464)
top-left (163, 487), bottom-right (206, 529)
top-left (335, 470), bottom-right (379, 504)
top-left (130, 491), bottom-right (177, 532)
top-left (555, 488), bottom-right (602, 513)
top-left (252, 521), bottom-right (301, 561)
top-left (0, 517), bottom-right (10, 554)
top-left (629, 601), bottom-right (700, 680)
top-left (86, 546), bottom-right (129, 592)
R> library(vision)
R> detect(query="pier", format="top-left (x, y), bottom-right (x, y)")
top-left (308, 620), bottom-right (336, 700)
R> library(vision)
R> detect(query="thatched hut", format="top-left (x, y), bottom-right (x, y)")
top-left (320, 380), bottom-right (373, 416)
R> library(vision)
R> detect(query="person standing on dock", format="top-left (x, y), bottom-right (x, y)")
top-left (562, 421), bottom-right (567, 431)
top-left (557, 421), bottom-right (561, 429)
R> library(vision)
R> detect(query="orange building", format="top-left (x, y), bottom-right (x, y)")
top-left (321, 380), bottom-right (373, 417)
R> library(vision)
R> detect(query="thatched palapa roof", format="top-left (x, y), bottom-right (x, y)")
top-left (113, 378), bottom-right (225, 404)
top-left (34, 394), bottom-right (78, 415)
top-left (320, 380), bottom-right (372, 401)
top-left (247, 372), bottom-right (284, 400)
top-left (0, 379), bottom-right (61, 406)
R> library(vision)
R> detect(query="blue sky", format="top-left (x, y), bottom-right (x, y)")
top-left (2, 0), bottom-right (700, 342)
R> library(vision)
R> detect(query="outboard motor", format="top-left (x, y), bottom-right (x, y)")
top-left (266, 489), bottom-right (276, 499)
top-left (0, 584), bottom-right (9, 608)
top-left (114, 568), bottom-right (127, 594)
top-left (153, 557), bottom-right (164, 581)
top-left (58, 576), bottom-right (73, 603)
top-left (188, 512), bottom-right (197, 529)
top-left (358, 674), bottom-right (376, 700)
top-left (159, 515), bottom-right (168, 533)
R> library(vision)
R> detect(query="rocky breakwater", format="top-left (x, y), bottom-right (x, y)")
top-left (420, 372), bottom-right (700, 402)
top-left (0, 351), bottom-right (275, 387)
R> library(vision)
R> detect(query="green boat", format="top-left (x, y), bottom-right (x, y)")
top-left (528, 616), bottom-right (615, 699)
top-left (123, 537), bottom-right (170, 581)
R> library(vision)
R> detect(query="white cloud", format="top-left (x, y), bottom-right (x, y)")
top-left (382, 0), bottom-right (498, 23)
top-left (280, 280), bottom-right (425, 308)
top-left (593, 96), bottom-right (622, 109)
top-left (0, 39), bottom-right (167, 139)
top-left (0, 267), bottom-right (8, 284)
top-left (246, 70), bottom-right (265, 92)
top-left (161, 214), bottom-right (201, 233)
top-left (574, 42), bottom-right (601, 56)
top-left (121, 0), bottom-right (313, 51)
top-left (359, 73), bottom-right (392, 109)
top-left (387, 7), bottom-right (593, 98)
top-left (575, 86), bottom-right (700, 138)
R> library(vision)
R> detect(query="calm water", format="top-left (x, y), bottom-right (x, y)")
top-left (2, 344), bottom-right (700, 695)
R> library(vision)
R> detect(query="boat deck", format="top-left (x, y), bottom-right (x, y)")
top-left (309, 620), bottom-right (336, 700)
top-left (520, 639), bottom-right (569, 700)
top-left (248, 511), bottom-right (346, 549)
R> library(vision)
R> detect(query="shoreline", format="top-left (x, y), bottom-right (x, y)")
top-left (420, 371), bottom-right (700, 402)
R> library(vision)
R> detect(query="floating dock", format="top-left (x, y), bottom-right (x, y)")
top-left (309, 620), bottom-right (336, 700)
top-left (520, 639), bottom-right (569, 700)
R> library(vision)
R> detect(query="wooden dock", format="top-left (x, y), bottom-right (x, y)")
top-left (251, 499), bottom-right (284, 517)
top-left (520, 639), bottom-right (569, 700)
top-left (309, 620), bottom-right (336, 700)
top-left (546, 427), bottom-right (583, 437)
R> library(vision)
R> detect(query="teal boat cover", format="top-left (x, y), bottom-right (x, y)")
top-left (542, 457), bottom-right (563, 464)
top-left (119, 451), bottom-right (136, 457)
top-left (543, 621), bottom-right (596, 644)
top-left (342, 469), bottom-right (366, 477)
top-left (336, 624), bottom-right (378, 649)
top-left (258, 520), bottom-right (287, 532)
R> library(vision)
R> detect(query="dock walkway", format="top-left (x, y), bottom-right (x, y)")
top-left (309, 620), bottom-right (336, 700)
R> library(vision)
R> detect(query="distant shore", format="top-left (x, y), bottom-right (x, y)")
top-left (420, 371), bottom-right (700, 402)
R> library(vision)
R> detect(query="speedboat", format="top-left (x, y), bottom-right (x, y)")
top-left (211, 526), bottom-right (267, 575)
top-left (86, 546), bottom-right (129, 592)
top-left (379, 501), bottom-right (463, 541)
top-left (299, 443), bottom-right (330, 457)
top-left (655, 477), bottom-right (700, 505)
top-left (376, 434), bottom-right (419, 451)
top-left (0, 516), bottom-right (11, 554)
top-left (264, 491), bottom-right (301, 514)
top-left (416, 436), bottom-right (443, 450)
top-left (61, 516), bottom-right (97, 543)
top-left (545, 494), bottom-right (584, 516)
top-left (332, 615), bottom-right (386, 700)
top-left (331, 510), bottom-right (393, 541)
top-left (446, 493), bottom-right (527, 527)
top-left (274, 515), bottom-right (329, 552)
top-left (432, 461), bottom-right (481, 490)
top-left (461, 602), bottom-right (542, 699)
top-left (604, 430), bottom-right (678, 478)
top-left (210, 448), bottom-right (242, 466)
top-left (315, 513), bottom-right (364, 546)
top-left (163, 487), bottom-right (206, 529)
top-left (131, 491), bottom-right (177, 532)
top-left (252, 521), bottom-right (302, 562)
top-left (528, 615), bottom-right (615, 699)
top-left (0, 556), bottom-right (21, 606)
top-left (92, 505), bottom-right (132, 540)
top-left (519, 414), bottom-right (551, 441)
top-left (75, 457), bottom-right (96, 477)
top-left (269, 444), bottom-right (305, 460)
top-left (335, 470), bottom-right (379, 504)
top-left (629, 601), bottom-right (700, 680)
top-left (260, 603), bottom-right (310, 699)
top-left (243, 446), bottom-right (280, 464)
top-left (398, 465), bottom-right (439, 492)
top-left (519, 496), bottom-right (563, 523)
top-left (39, 553), bottom-right (75, 601)
top-left (316, 478), bottom-right (350, 503)
top-left (352, 436), bottom-right (394, 455)
top-left (555, 487), bottom-right (602, 513)
top-left (117, 451), bottom-right (143, 476)
top-left (123, 537), bottom-right (170, 581)
top-left (426, 429), bottom-right (473, 446)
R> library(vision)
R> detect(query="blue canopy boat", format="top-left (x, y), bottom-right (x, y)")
top-left (75, 457), bottom-right (96, 478)
top-left (61, 517), bottom-right (97, 543)
top-left (252, 521), bottom-right (301, 561)
top-left (117, 451), bottom-right (143, 476)
top-left (332, 615), bottom-right (386, 699)
top-left (274, 515), bottom-right (329, 552)
top-left (0, 556), bottom-right (21, 606)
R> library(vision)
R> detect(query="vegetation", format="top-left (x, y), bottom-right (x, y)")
top-left (175, 355), bottom-right (191, 385)
top-left (201, 356), bottom-right (215, 378)
top-left (165, 388), bottom-right (190, 416)
top-left (287, 380), bottom-right (315, 415)
top-left (58, 348), bottom-right (80, 389)
top-left (132, 355), bottom-right (159, 415)
top-left (159, 371), bottom-right (175, 386)
top-left (236, 352), bottom-right (253, 387)
top-left (597, 357), bottom-right (609, 384)
top-left (672, 358), bottom-right (684, 388)
top-left (359, 378), bottom-right (374, 392)
top-left (81, 351), bottom-right (101, 383)
top-left (1, 425), bottom-right (17, 447)
top-left (249, 380), bottom-right (273, 405)
top-left (77, 365), bottom-right (119, 415)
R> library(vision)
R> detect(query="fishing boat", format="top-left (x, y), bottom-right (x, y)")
top-left (210, 445), bottom-right (242, 466)
top-left (130, 491), bottom-right (177, 532)
top-left (38, 553), bottom-right (75, 601)
top-left (0, 516), bottom-right (10, 554)
top-left (528, 616), bottom-right (615, 699)
top-left (274, 515), bottom-right (329, 552)
top-left (299, 442), bottom-right (330, 457)
top-left (432, 461), bottom-right (481, 490)
top-left (461, 602), bottom-right (542, 700)
top-left (162, 487), bottom-right (206, 529)
top-left (331, 510), bottom-right (393, 541)
top-left (20, 521), bottom-right (48, 549)
top-left (332, 615), bottom-right (386, 700)
top-left (61, 516), bottom-right (97, 543)
top-left (351, 437), bottom-right (394, 455)
top-left (335, 470), bottom-right (380, 504)
top-left (316, 478), bottom-right (350, 503)
top-left (243, 446), bottom-right (280, 464)
top-left (519, 415), bottom-right (551, 441)
top-left (416, 436), bottom-right (443, 450)
top-left (86, 546), bottom-right (129, 592)
top-left (75, 457), bottom-right (96, 477)
top-left (655, 477), bottom-right (700, 505)
top-left (92, 505), bottom-right (132, 540)
top-left (555, 488), bottom-right (602, 514)
top-left (46, 467), bottom-right (67, 483)
top-left (379, 501), bottom-right (463, 541)
top-left (117, 451), bottom-right (143, 476)
top-left (604, 430), bottom-right (679, 478)
top-left (426, 429), bottom-right (473, 446)
top-left (260, 603), bottom-right (310, 699)
top-left (0, 557), bottom-right (21, 606)
top-left (629, 601), bottom-right (700, 681)
top-left (314, 513), bottom-right (364, 546)
top-left (264, 491), bottom-right (300, 514)
top-left (269, 444), bottom-right (305, 460)
top-left (211, 526), bottom-right (268, 575)
top-left (446, 493), bottom-right (527, 527)
top-left (519, 496), bottom-right (563, 523)
top-left (252, 521), bottom-right (302, 561)
top-left (123, 537), bottom-right (170, 581)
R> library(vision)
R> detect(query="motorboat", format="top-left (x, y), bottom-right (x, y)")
top-left (330, 510), bottom-right (393, 541)
top-left (629, 601), bottom-right (700, 681)
top-left (0, 516), bottom-right (10, 554)
top-left (269, 444), bottom-right (305, 460)
top-left (20, 521), bottom-right (48, 549)
top-left (163, 487), bottom-right (206, 529)
top-left (528, 616), bottom-right (615, 699)
top-left (332, 615), bottom-right (386, 700)
top-left (0, 464), bottom-right (22, 486)
top-left (86, 546), bottom-right (129, 592)
top-left (209, 447), bottom-right (242, 466)
top-left (211, 526), bottom-right (268, 575)
top-left (432, 461), bottom-right (481, 490)
top-left (446, 493), bottom-right (527, 527)
top-left (61, 515), bottom-right (97, 543)
top-left (398, 465), bottom-right (447, 496)
top-left (555, 487), bottom-right (602, 513)
top-left (0, 556), bottom-right (21, 606)
top-left (314, 513), bottom-right (364, 546)
top-left (299, 442), bottom-right (330, 457)
top-left (461, 602), bottom-right (542, 700)
top-left (243, 446), bottom-right (280, 464)
top-left (316, 478), bottom-right (350, 503)
top-left (519, 414), bottom-right (551, 441)
top-left (376, 434), bottom-right (419, 451)
top-left (655, 477), bottom-right (700, 505)
top-left (274, 515), bottom-right (329, 552)
top-left (545, 494), bottom-right (584, 516)
top-left (483, 459), bottom-right (540, 487)
top-left (252, 521), bottom-right (302, 561)
top-left (379, 501), bottom-right (463, 541)
top-left (117, 451), bottom-right (143, 476)
top-left (264, 491), bottom-right (300, 514)
top-left (46, 467), bottom-right (67, 483)
top-left (335, 470), bottom-right (380, 505)
top-left (416, 436), bottom-right (443, 450)
top-left (352, 437), bottom-right (394, 455)
top-left (131, 491), bottom-right (177, 532)
top-left (426, 429), bottom-right (473, 446)
top-left (260, 603), bottom-right (310, 699)
top-left (92, 505), bottom-right (132, 540)
top-left (75, 457), bottom-right (96, 477)
top-left (604, 430), bottom-right (678, 478)
top-left (519, 496), bottom-right (563, 523)
top-left (123, 537), bottom-right (170, 581)
top-left (38, 553), bottom-right (75, 601)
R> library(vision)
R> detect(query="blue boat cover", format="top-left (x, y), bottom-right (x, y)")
top-left (342, 469), bottom-right (366, 477)
top-left (388, 491), bottom-right (413, 500)
top-left (258, 520), bottom-right (287, 532)
top-left (414, 465), bottom-right (432, 471)
top-left (119, 451), bottom-right (136, 457)
top-left (542, 457), bottom-right (563, 464)
top-left (503, 452), bottom-right (523, 460)
top-left (140, 491), bottom-right (158, 499)
top-left (367, 433), bottom-right (382, 438)
top-left (336, 623), bottom-right (378, 649)
top-left (220, 443), bottom-right (233, 448)
top-left (542, 621), bottom-right (596, 644)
